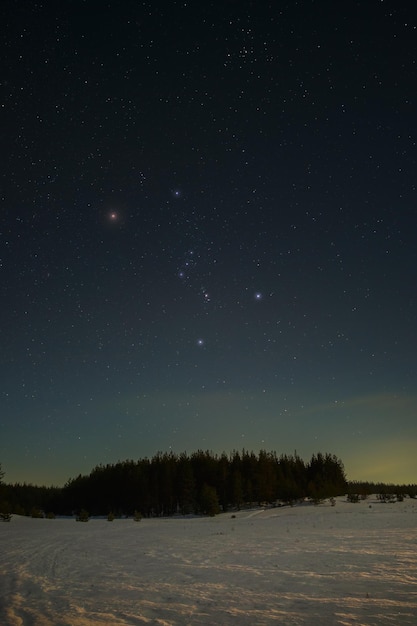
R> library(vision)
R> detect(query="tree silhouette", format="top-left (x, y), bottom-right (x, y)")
top-left (0, 449), bottom-right (366, 518)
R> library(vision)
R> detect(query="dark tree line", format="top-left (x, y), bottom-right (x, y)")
top-left (1, 450), bottom-right (349, 517)
top-left (347, 480), bottom-right (417, 499)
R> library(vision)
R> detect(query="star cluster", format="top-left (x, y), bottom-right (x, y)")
top-left (1, 1), bottom-right (416, 486)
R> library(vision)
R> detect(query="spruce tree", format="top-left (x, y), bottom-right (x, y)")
top-left (199, 484), bottom-right (220, 516)
top-left (0, 463), bottom-right (12, 521)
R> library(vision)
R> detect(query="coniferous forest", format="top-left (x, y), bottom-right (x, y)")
top-left (0, 451), bottom-right (416, 519)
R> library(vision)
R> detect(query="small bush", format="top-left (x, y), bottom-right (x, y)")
top-left (46, 512), bottom-right (56, 519)
top-left (0, 501), bottom-right (12, 521)
top-left (311, 497), bottom-right (324, 506)
top-left (107, 511), bottom-right (115, 522)
top-left (347, 493), bottom-right (360, 503)
top-left (76, 509), bottom-right (90, 522)
top-left (378, 493), bottom-right (396, 503)
top-left (133, 510), bottom-right (142, 522)
top-left (30, 507), bottom-right (44, 518)
top-left (12, 504), bottom-right (26, 516)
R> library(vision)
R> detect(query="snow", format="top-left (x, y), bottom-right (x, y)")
top-left (1, 497), bottom-right (416, 625)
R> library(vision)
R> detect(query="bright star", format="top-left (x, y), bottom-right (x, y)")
top-left (107, 211), bottom-right (120, 223)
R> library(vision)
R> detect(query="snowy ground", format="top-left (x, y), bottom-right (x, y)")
top-left (1, 496), bottom-right (416, 625)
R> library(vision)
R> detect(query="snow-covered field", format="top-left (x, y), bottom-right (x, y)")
top-left (1, 497), bottom-right (416, 625)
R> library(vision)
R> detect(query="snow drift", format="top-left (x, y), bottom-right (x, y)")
top-left (1, 496), bottom-right (416, 625)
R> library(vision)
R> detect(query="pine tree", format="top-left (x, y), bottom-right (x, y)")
top-left (231, 469), bottom-right (244, 510)
top-left (177, 454), bottom-right (196, 514)
top-left (199, 484), bottom-right (220, 516)
top-left (0, 463), bottom-right (12, 521)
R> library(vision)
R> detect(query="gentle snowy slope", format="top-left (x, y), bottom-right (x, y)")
top-left (1, 497), bottom-right (416, 625)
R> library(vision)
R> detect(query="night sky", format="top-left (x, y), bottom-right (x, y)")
top-left (1, 1), bottom-right (416, 487)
